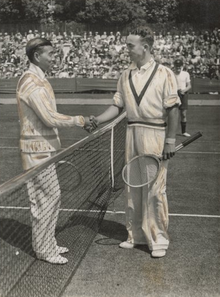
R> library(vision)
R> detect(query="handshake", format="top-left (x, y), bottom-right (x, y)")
top-left (84, 116), bottom-right (99, 133)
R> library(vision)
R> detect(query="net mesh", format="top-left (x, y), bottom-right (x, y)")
top-left (0, 113), bottom-right (126, 297)
top-left (122, 155), bottom-right (160, 187)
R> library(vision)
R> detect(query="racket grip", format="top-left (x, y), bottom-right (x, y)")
top-left (175, 132), bottom-right (202, 151)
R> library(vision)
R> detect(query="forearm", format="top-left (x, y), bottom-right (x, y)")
top-left (166, 106), bottom-right (179, 139)
top-left (29, 92), bottom-right (85, 128)
top-left (96, 105), bottom-right (120, 124)
top-left (183, 86), bottom-right (191, 93)
top-left (182, 83), bottom-right (191, 93)
top-left (35, 105), bottom-right (85, 128)
top-left (163, 106), bottom-right (179, 159)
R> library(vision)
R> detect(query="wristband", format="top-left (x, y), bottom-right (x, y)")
top-left (165, 138), bottom-right (176, 144)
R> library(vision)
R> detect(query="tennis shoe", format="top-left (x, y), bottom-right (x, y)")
top-left (37, 254), bottom-right (68, 264)
top-left (182, 132), bottom-right (191, 137)
top-left (57, 246), bottom-right (69, 254)
top-left (151, 249), bottom-right (166, 258)
top-left (119, 241), bottom-right (136, 249)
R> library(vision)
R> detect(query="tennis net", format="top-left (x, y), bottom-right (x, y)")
top-left (0, 112), bottom-right (126, 297)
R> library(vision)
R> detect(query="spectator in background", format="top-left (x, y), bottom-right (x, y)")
top-left (0, 33), bottom-right (3, 53)
top-left (61, 38), bottom-right (72, 63)
top-left (115, 31), bottom-right (121, 43)
top-left (15, 32), bottom-right (23, 43)
top-left (27, 30), bottom-right (35, 41)
top-left (56, 32), bottom-right (63, 42)
top-left (94, 31), bottom-right (101, 43)
top-left (108, 32), bottom-right (115, 43)
top-left (4, 32), bottom-right (10, 45)
top-left (101, 31), bottom-right (108, 40)
top-left (34, 30), bottom-right (40, 38)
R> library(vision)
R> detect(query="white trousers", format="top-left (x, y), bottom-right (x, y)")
top-left (21, 152), bottom-right (61, 257)
top-left (125, 126), bottom-right (169, 251)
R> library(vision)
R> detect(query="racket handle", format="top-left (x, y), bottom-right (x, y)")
top-left (175, 132), bottom-right (202, 151)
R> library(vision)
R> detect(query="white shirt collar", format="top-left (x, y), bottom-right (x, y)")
top-left (29, 63), bottom-right (46, 80)
top-left (128, 57), bottom-right (155, 71)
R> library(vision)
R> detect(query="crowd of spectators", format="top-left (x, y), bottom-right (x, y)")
top-left (1, 28), bottom-right (220, 79)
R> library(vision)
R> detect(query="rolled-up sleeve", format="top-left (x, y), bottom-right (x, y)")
top-left (113, 75), bottom-right (124, 108)
top-left (27, 88), bottom-right (85, 128)
top-left (163, 68), bottom-right (181, 109)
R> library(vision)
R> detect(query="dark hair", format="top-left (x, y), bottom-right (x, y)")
top-left (174, 59), bottom-right (183, 66)
top-left (26, 38), bottom-right (52, 62)
top-left (131, 26), bottom-right (154, 48)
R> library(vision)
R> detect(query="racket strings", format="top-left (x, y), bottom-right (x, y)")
top-left (123, 156), bottom-right (160, 187)
top-left (56, 160), bottom-right (82, 192)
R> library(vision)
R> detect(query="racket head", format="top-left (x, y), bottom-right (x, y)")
top-left (122, 154), bottom-right (160, 188)
top-left (56, 160), bottom-right (82, 192)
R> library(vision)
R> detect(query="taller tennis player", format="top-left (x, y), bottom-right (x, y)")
top-left (90, 27), bottom-right (181, 257)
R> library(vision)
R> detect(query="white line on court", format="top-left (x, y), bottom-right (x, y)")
top-left (189, 99), bottom-right (220, 106)
top-left (0, 147), bottom-right (19, 149)
top-left (0, 206), bottom-right (29, 210)
top-left (0, 205), bottom-right (220, 218)
top-left (168, 213), bottom-right (220, 218)
top-left (106, 211), bottom-right (220, 218)
top-left (177, 151), bottom-right (220, 154)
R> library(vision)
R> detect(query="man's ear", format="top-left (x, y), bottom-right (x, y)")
top-left (33, 51), bottom-right (40, 63)
top-left (143, 44), bottom-right (149, 51)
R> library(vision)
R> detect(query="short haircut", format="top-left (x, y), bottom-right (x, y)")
top-left (174, 59), bottom-right (183, 67)
top-left (26, 38), bottom-right (52, 62)
top-left (131, 26), bottom-right (154, 48)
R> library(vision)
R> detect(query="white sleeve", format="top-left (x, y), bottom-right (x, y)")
top-left (26, 88), bottom-right (85, 128)
top-left (163, 68), bottom-right (181, 109)
top-left (186, 72), bottom-right (191, 83)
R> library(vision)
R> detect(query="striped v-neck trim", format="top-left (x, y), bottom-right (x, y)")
top-left (128, 63), bottom-right (159, 106)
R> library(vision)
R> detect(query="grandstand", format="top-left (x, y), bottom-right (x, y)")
top-left (1, 29), bottom-right (220, 80)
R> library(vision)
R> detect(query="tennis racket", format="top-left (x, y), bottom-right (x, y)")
top-left (122, 132), bottom-right (202, 188)
top-left (56, 160), bottom-right (82, 192)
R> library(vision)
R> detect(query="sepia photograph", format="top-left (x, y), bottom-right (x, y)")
top-left (0, 0), bottom-right (219, 296)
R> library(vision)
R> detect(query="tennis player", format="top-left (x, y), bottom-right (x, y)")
top-left (90, 27), bottom-right (181, 257)
top-left (173, 59), bottom-right (192, 137)
top-left (16, 38), bottom-right (94, 264)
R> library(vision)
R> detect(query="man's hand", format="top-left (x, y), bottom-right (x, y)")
top-left (83, 116), bottom-right (99, 133)
top-left (89, 115), bottom-right (99, 127)
top-left (163, 143), bottom-right (175, 160)
top-left (179, 89), bottom-right (185, 95)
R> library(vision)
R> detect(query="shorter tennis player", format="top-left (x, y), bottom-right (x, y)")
top-left (16, 38), bottom-right (95, 264)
